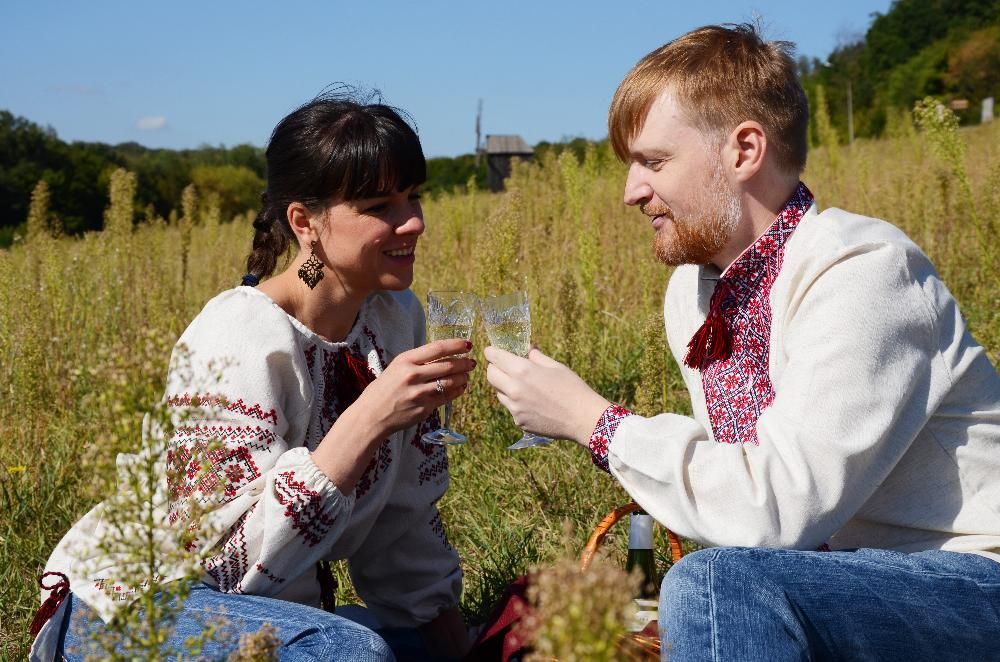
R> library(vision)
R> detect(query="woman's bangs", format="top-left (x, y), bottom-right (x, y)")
top-left (327, 112), bottom-right (426, 202)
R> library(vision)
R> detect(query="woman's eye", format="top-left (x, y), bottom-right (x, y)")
top-left (363, 203), bottom-right (388, 215)
top-left (408, 193), bottom-right (422, 202)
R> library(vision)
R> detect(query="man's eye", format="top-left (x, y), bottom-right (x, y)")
top-left (645, 160), bottom-right (665, 171)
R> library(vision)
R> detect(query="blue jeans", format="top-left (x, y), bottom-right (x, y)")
top-left (660, 547), bottom-right (1000, 661)
top-left (57, 583), bottom-right (430, 661)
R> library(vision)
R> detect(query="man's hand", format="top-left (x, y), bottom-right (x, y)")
top-left (484, 346), bottom-right (611, 445)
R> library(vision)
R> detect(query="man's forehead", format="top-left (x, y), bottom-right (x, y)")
top-left (629, 90), bottom-right (694, 155)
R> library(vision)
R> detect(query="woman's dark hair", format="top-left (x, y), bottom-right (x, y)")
top-left (244, 89), bottom-right (426, 280)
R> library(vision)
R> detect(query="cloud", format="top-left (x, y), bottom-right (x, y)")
top-left (137, 116), bottom-right (167, 131)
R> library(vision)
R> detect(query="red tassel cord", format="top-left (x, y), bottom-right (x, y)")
top-left (28, 572), bottom-right (70, 637)
top-left (329, 348), bottom-right (376, 414)
top-left (683, 284), bottom-right (733, 370)
top-left (342, 349), bottom-right (375, 391)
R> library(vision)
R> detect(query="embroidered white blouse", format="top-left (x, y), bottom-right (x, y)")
top-left (32, 287), bottom-right (461, 659)
top-left (591, 204), bottom-right (1000, 559)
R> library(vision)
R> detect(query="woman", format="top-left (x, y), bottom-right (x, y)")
top-left (30, 92), bottom-right (475, 661)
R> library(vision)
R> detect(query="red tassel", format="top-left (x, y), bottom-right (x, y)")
top-left (342, 349), bottom-right (375, 390)
top-left (330, 349), bottom-right (375, 413)
top-left (28, 572), bottom-right (70, 638)
top-left (683, 311), bottom-right (732, 370)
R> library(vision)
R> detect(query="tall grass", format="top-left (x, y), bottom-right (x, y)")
top-left (1, 114), bottom-right (997, 657)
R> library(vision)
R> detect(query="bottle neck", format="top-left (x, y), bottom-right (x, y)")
top-left (628, 512), bottom-right (653, 550)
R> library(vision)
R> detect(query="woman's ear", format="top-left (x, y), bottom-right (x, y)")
top-left (724, 121), bottom-right (767, 183)
top-left (286, 202), bottom-right (317, 250)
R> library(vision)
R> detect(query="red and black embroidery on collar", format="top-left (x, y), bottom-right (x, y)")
top-left (690, 182), bottom-right (814, 445)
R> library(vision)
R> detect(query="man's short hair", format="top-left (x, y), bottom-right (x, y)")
top-left (609, 23), bottom-right (809, 175)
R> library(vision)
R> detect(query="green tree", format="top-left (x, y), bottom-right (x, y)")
top-left (190, 165), bottom-right (263, 220)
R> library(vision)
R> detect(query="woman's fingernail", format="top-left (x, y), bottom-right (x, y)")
top-left (471, 359), bottom-right (478, 368)
top-left (466, 341), bottom-right (473, 350)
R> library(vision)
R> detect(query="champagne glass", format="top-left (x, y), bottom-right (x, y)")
top-left (479, 291), bottom-right (553, 450)
top-left (422, 291), bottom-right (477, 446)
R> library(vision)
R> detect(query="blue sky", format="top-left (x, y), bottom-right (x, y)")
top-left (1, 0), bottom-right (892, 158)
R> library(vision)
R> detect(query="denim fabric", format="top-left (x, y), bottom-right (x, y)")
top-left (58, 583), bottom-right (396, 661)
top-left (660, 547), bottom-right (1000, 661)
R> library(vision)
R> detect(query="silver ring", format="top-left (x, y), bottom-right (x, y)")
top-left (434, 379), bottom-right (445, 393)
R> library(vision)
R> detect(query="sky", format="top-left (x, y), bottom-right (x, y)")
top-left (1, 0), bottom-right (893, 158)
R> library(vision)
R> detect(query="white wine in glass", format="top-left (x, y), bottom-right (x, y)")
top-left (480, 291), bottom-right (553, 450)
top-left (422, 291), bottom-right (477, 446)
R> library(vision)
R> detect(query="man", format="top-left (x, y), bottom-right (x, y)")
top-left (484, 23), bottom-right (1000, 660)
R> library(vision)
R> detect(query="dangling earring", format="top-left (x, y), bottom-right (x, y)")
top-left (298, 241), bottom-right (324, 289)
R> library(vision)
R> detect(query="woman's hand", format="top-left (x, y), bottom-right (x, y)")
top-left (312, 339), bottom-right (475, 492)
top-left (359, 338), bottom-right (476, 438)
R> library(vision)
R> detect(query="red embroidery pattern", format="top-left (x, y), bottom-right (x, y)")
top-left (589, 404), bottom-right (634, 473)
top-left (165, 436), bottom-right (262, 505)
top-left (429, 512), bottom-right (453, 551)
top-left (166, 393), bottom-right (279, 426)
top-left (410, 411), bottom-right (442, 457)
top-left (255, 563), bottom-right (286, 584)
top-left (304, 344), bottom-right (317, 374)
top-left (274, 470), bottom-right (338, 547)
top-left (93, 575), bottom-right (162, 602)
top-left (174, 424), bottom-right (277, 452)
top-left (203, 506), bottom-right (254, 593)
top-left (701, 183), bottom-right (813, 446)
top-left (412, 412), bottom-right (448, 486)
top-left (355, 441), bottom-right (392, 500)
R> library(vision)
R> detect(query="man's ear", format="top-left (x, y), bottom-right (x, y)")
top-left (723, 121), bottom-right (767, 183)
top-left (286, 202), bottom-right (318, 249)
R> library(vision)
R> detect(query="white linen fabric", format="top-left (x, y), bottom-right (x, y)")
top-left (607, 205), bottom-right (1000, 558)
top-left (32, 286), bottom-right (461, 659)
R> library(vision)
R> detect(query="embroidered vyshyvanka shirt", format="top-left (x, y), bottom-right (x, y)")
top-left (590, 183), bottom-right (813, 465)
top-left (588, 191), bottom-right (1000, 561)
top-left (34, 287), bottom-right (461, 658)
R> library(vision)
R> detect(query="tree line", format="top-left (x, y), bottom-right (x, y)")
top-left (0, 111), bottom-right (486, 246)
top-left (799, 0), bottom-right (999, 142)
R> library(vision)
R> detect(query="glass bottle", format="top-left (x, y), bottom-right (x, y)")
top-left (625, 509), bottom-right (657, 599)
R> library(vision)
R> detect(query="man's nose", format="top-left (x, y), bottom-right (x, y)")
top-left (623, 163), bottom-right (652, 206)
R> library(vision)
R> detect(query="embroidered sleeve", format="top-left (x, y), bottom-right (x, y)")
top-left (589, 404), bottom-right (634, 473)
top-left (346, 412), bottom-right (462, 628)
top-left (163, 290), bottom-right (354, 596)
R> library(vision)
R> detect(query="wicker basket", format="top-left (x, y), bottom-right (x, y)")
top-left (578, 502), bottom-right (684, 660)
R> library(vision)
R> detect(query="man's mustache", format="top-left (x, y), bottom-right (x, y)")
top-left (640, 203), bottom-right (672, 218)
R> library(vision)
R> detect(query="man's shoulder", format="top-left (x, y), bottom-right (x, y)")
top-left (789, 206), bottom-right (922, 260)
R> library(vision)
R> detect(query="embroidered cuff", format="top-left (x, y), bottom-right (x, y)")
top-left (588, 404), bottom-right (633, 473)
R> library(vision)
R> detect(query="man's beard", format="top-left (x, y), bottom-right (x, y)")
top-left (643, 166), bottom-right (741, 266)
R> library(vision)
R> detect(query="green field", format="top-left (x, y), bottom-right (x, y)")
top-left (2, 111), bottom-right (998, 658)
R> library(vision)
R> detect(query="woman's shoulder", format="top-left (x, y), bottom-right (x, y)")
top-left (168, 287), bottom-right (312, 407)
top-left (179, 286), bottom-right (301, 351)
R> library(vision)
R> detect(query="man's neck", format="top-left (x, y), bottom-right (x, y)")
top-left (712, 174), bottom-right (800, 272)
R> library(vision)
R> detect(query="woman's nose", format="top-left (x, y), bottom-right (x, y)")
top-left (397, 209), bottom-right (425, 235)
